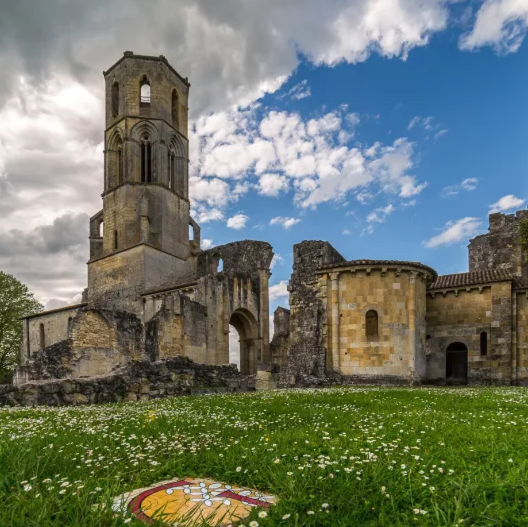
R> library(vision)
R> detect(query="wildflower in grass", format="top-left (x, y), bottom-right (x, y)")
top-left (236, 466), bottom-right (242, 472)
top-left (258, 511), bottom-right (268, 518)
top-left (282, 514), bottom-right (291, 519)
top-left (287, 471), bottom-right (293, 475)
top-left (322, 503), bottom-right (329, 508)
top-left (274, 458), bottom-right (280, 463)
top-left (249, 521), bottom-right (259, 527)
top-left (23, 484), bottom-right (32, 492)
top-left (307, 510), bottom-right (315, 515)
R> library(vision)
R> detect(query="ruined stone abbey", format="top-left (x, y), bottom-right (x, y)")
top-left (10, 53), bottom-right (528, 401)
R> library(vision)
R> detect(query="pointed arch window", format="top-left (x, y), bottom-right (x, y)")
top-left (112, 82), bottom-right (119, 118)
top-left (141, 135), bottom-right (152, 183)
top-left (140, 77), bottom-right (151, 106)
top-left (172, 90), bottom-right (179, 128)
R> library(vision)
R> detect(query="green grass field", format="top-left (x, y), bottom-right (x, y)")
top-left (1, 387), bottom-right (528, 526)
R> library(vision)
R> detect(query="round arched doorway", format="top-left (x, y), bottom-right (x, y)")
top-left (229, 309), bottom-right (259, 375)
top-left (446, 342), bottom-right (468, 385)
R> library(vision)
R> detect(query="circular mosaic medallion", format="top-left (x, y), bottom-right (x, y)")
top-left (113, 477), bottom-right (276, 526)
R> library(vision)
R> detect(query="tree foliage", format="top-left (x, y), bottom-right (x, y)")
top-left (0, 271), bottom-right (43, 378)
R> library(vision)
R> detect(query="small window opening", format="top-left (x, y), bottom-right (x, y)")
top-left (99, 221), bottom-right (104, 237)
top-left (217, 258), bottom-right (224, 272)
top-left (117, 146), bottom-right (123, 185)
top-left (141, 136), bottom-right (152, 183)
top-left (366, 309), bottom-right (379, 338)
top-left (189, 224), bottom-right (194, 241)
top-left (172, 90), bottom-right (179, 128)
top-left (111, 82), bottom-right (119, 118)
top-left (480, 331), bottom-right (488, 356)
top-left (39, 323), bottom-right (45, 349)
top-left (140, 78), bottom-right (151, 105)
top-left (114, 230), bottom-right (118, 250)
top-left (168, 149), bottom-right (175, 191)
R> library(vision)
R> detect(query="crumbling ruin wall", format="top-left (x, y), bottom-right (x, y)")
top-left (15, 308), bottom-right (144, 385)
top-left (270, 307), bottom-right (290, 369)
top-left (279, 241), bottom-right (345, 387)
top-left (1, 357), bottom-right (254, 406)
top-left (143, 240), bottom-right (274, 370)
top-left (469, 211), bottom-right (528, 278)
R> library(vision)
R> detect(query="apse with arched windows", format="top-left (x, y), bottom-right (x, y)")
top-left (229, 309), bottom-right (259, 375)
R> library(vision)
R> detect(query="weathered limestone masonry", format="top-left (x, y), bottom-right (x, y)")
top-left (3, 358), bottom-right (253, 406)
top-left (273, 211), bottom-right (528, 387)
top-left (277, 241), bottom-right (346, 387)
top-left (7, 51), bottom-right (528, 404)
top-left (469, 210), bottom-right (528, 278)
top-left (13, 52), bottom-right (272, 398)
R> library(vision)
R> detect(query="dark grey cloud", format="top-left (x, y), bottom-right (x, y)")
top-left (0, 0), bottom-right (455, 115)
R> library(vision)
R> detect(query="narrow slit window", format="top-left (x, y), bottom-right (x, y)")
top-left (480, 331), bottom-right (488, 356)
top-left (366, 310), bottom-right (378, 338)
top-left (39, 323), bottom-right (45, 349)
top-left (189, 224), bottom-right (194, 241)
top-left (117, 147), bottom-right (123, 185)
top-left (141, 137), bottom-right (152, 183)
top-left (114, 230), bottom-right (118, 250)
top-left (112, 82), bottom-right (119, 117)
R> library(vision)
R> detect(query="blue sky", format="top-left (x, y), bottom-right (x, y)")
top-left (193, 31), bottom-right (528, 313)
top-left (0, 0), bottom-right (527, 311)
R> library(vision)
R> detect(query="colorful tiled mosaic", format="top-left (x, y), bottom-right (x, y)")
top-left (112, 477), bottom-right (276, 526)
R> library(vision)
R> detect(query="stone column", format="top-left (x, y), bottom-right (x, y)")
top-left (408, 271), bottom-right (417, 380)
top-left (258, 268), bottom-right (271, 364)
top-left (329, 272), bottom-right (340, 372)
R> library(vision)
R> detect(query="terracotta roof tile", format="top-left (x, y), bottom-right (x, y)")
top-left (428, 269), bottom-right (513, 290)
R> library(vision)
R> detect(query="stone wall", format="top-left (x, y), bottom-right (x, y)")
top-left (270, 307), bottom-right (290, 369)
top-left (278, 241), bottom-right (345, 387)
top-left (425, 283), bottom-right (513, 384)
top-left (15, 308), bottom-right (144, 385)
top-left (469, 210), bottom-right (528, 278)
top-left (320, 264), bottom-right (433, 384)
top-left (1, 357), bottom-right (254, 407)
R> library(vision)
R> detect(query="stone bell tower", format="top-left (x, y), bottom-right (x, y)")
top-left (87, 52), bottom-right (200, 312)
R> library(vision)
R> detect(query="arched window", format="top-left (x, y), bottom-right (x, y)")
top-left (112, 82), bottom-right (119, 118)
top-left (141, 135), bottom-right (152, 183)
top-left (114, 230), bottom-right (118, 250)
top-left (140, 77), bottom-right (151, 106)
top-left (168, 148), bottom-right (175, 190)
top-left (39, 323), bottom-right (45, 349)
top-left (480, 332), bottom-right (488, 356)
top-left (365, 310), bottom-right (378, 338)
top-left (172, 90), bottom-right (179, 128)
top-left (217, 258), bottom-right (224, 272)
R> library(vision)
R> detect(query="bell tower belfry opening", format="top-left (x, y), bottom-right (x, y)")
top-left (87, 52), bottom-right (197, 312)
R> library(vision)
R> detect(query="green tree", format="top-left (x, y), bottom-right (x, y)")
top-left (0, 271), bottom-right (43, 379)
top-left (519, 215), bottom-right (528, 250)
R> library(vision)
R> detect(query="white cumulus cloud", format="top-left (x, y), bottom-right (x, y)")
top-left (270, 217), bottom-right (302, 229)
top-left (227, 213), bottom-right (249, 230)
top-left (269, 280), bottom-right (289, 301)
top-left (424, 217), bottom-right (482, 248)
top-left (489, 194), bottom-right (526, 213)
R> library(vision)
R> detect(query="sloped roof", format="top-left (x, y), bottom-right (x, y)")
top-left (428, 269), bottom-right (513, 290)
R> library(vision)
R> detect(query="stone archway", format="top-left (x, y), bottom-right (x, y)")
top-left (446, 342), bottom-right (468, 385)
top-left (229, 309), bottom-right (259, 375)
